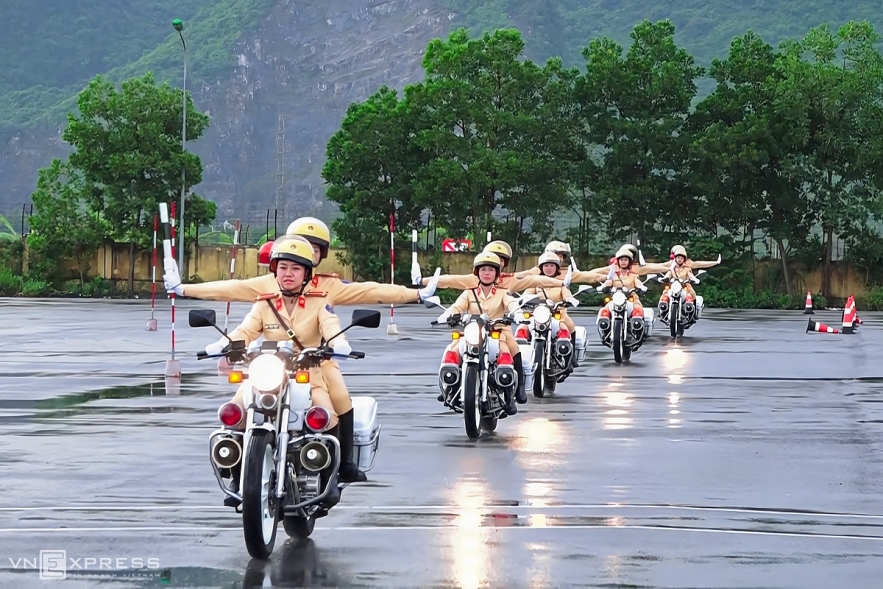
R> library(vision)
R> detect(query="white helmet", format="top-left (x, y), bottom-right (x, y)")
top-left (537, 251), bottom-right (561, 270)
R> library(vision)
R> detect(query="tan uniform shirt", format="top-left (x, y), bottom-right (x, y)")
top-left (517, 265), bottom-right (605, 284)
top-left (448, 286), bottom-right (521, 318)
top-left (525, 285), bottom-right (573, 304)
top-left (426, 272), bottom-right (565, 293)
top-left (186, 273), bottom-right (418, 305)
top-left (220, 291), bottom-right (344, 350)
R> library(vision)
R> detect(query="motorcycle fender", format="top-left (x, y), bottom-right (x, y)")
top-left (488, 336), bottom-right (500, 362)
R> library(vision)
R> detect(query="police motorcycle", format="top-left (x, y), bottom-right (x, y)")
top-left (595, 282), bottom-right (655, 364)
top-left (652, 270), bottom-right (706, 338)
top-left (190, 308), bottom-right (383, 559)
top-left (424, 294), bottom-right (538, 440)
top-left (515, 285), bottom-right (593, 397)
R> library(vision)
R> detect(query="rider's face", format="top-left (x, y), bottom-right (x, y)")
top-left (618, 257), bottom-right (631, 269)
top-left (275, 260), bottom-right (307, 291)
top-left (675, 255), bottom-right (686, 265)
top-left (541, 263), bottom-right (558, 277)
top-left (310, 244), bottom-right (322, 264)
top-left (478, 265), bottom-right (497, 284)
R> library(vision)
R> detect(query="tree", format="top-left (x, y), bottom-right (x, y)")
top-left (777, 22), bottom-right (883, 297)
top-left (576, 20), bottom-right (704, 247)
top-left (62, 72), bottom-right (209, 294)
top-left (183, 193), bottom-right (217, 251)
top-left (323, 86), bottom-right (424, 281)
top-left (407, 28), bottom-right (575, 254)
top-left (689, 32), bottom-right (810, 295)
top-left (29, 159), bottom-right (107, 285)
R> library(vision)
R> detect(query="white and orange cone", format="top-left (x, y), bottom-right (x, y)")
top-left (841, 296), bottom-right (857, 334)
top-left (807, 318), bottom-right (839, 334)
top-left (803, 291), bottom-right (814, 314)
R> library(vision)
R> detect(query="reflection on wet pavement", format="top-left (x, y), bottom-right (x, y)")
top-left (1, 300), bottom-right (882, 588)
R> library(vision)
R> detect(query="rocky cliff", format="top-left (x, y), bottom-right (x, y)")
top-left (0, 0), bottom-right (454, 231)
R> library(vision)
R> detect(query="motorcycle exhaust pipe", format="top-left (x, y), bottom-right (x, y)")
top-left (629, 317), bottom-right (645, 337)
top-left (300, 440), bottom-right (332, 472)
top-left (438, 364), bottom-right (460, 387)
top-left (555, 338), bottom-right (573, 357)
top-left (494, 365), bottom-right (517, 389)
top-left (211, 436), bottom-right (243, 469)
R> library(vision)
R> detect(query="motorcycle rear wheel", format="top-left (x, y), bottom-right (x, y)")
top-left (463, 364), bottom-right (481, 440)
top-left (241, 430), bottom-right (279, 559)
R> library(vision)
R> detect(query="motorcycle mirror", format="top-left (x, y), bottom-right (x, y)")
top-left (646, 274), bottom-right (657, 280)
top-left (189, 309), bottom-right (217, 328)
top-left (519, 293), bottom-right (539, 306)
top-left (575, 284), bottom-right (591, 295)
top-left (696, 269), bottom-right (707, 276)
top-left (350, 309), bottom-right (382, 329)
top-left (423, 295), bottom-right (442, 309)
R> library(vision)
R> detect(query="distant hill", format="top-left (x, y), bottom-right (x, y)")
top-left (1, 0), bottom-right (880, 231)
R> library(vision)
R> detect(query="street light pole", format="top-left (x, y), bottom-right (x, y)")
top-left (173, 18), bottom-right (187, 274)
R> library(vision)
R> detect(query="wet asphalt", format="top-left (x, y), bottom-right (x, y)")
top-left (0, 298), bottom-right (882, 588)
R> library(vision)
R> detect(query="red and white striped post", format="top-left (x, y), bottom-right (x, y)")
top-left (224, 220), bottom-right (241, 331)
top-left (146, 213), bottom-right (159, 331)
top-left (387, 212), bottom-right (398, 335)
top-left (160, 203), bottom-right (181, 377)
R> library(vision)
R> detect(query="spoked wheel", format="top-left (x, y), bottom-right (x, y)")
top-left (463, 364), bottom-right (481, 440)
top-left (670, 303), bottom-right (679, 339)
top-left (612, 318), bottom-right (623, 364)
top-left (532, 341), bottom-right (546, 398)
top-left (283, 512), bottom-right (316, 539)
top-left (242, 430), bottom-right (279, 559)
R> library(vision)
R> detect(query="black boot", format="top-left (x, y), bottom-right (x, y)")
top-left (337, 409), bottom-right (367, 483)
top-left (570, 332), bottom-right (579, 368)
top-left (513, 353), bottom-right (527, 404)
top-left (224, 464), bottom-right (242, 508)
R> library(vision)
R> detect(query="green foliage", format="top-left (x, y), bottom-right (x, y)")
top-left (0, 267), bottom-right (22, 296)
top-left (184, 193), bottom-right (218, 244)
top-left (0, 0), bottom-right (274, 137)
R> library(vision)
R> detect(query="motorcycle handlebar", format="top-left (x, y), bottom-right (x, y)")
top-left (197, 351), bottom-right (208, 360)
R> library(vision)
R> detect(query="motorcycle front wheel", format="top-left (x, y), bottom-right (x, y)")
top-left (241, 430), bottom-right (279, 559)
top-left (670, 303), bottom-right (679, 339)
top-left (532, 341), bottom-right (546, 398)
top-left (612, 318), bottom-right (623, 364)
top-left (463, 364), bottom-right (481, 440)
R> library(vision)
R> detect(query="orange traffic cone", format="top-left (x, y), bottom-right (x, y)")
top-left (807, 318), bottom-right (839, 334)
top-left (841, 297), bottom-right (857, 334)
top-left (804, 291), bottom-right (814, 315)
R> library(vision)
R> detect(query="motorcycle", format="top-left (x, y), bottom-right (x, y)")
top-left (652, 270), bottom-right (706, 338)
top-left (515, 285), bottom-right (592, 397)
top-left (595, 284), bottom-right (655, 364)
top-left (190, 308), bottom-right (383, 559)
top-left (424, 294), bottom-right (537, 440)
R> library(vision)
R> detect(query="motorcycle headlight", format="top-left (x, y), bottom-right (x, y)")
top-left (670, 282), bottom-right (682, 294)
top-left (612, 291), bottom-right (627, 306)
top-left (249, 353), bottom-right (286, 393)
top-left (533, 305), bottom-right (552, 325)
top-left (464, 322), bottom-right (482, 346)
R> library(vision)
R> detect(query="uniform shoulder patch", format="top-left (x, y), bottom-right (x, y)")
top-left (304, 291), bottom-right (327, 297)
top-left (316, 272), bottom-right (339, 278)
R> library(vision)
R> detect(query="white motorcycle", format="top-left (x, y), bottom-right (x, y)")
top-left (426, 294), bottom-right (536, 439)
top-left (515, 285), bottom-right (592, 397)
top-left (595, 284), bottom-right (655, 363)
top-left (191, 308), bottom-right (382, 559)
top-left (652, 269), bottom-right (706, 338)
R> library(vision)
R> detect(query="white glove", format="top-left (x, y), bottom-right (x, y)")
top-left (570, 258), bottom-right (579, 273)
top-left (562, 265), bottom-right (573, 287)
top-left (418, 268), bottom-right (442, 301)
top-left (435, 311), bottom-right (451, 324)
top-left (566, 297), bottom-right (580, 308)
top-left (411, 260), bottom-right (422, 286)
top-left (331, 339), bottom-right (352, 359)
top-left (205, 341), bottom-right (227, 356)
top-left (716, 254), bottom-right (722, 265)
top-left (163, 257), bottom-right (185, 296)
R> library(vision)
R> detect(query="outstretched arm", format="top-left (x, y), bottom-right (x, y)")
top-left (185, 274), bottom-right (277, 302)
top-left (687, 255), bottom-right (721, 270)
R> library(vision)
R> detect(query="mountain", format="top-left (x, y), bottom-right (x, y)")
top-left (1, 0), bottom-right (881, 231)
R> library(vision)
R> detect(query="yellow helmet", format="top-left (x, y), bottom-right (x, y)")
top-left (483, 240), bottom-right (512, 266)
top-left (615, 244), bottom-right (637, 261)
top-left (671, 245), bottom-right (687, 259)
top-left (537, 251), bottom-right (561, 270)
top-left (286, 217), bottom-right (331, 260)
top-left (269, 235), bottom-right (316, 275)
top-left (472, 251), bottom-right (502, 277)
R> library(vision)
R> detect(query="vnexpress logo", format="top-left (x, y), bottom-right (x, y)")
top-left (39, 550), bottom-right (66, 580)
